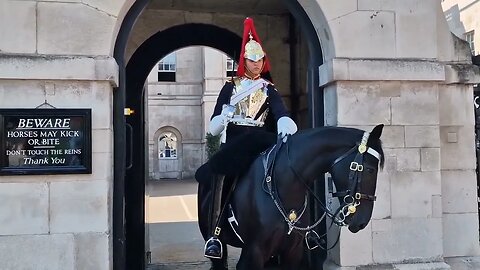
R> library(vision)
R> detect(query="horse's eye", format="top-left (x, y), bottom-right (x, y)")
top-left (366, 167), bottom-right (375, 173)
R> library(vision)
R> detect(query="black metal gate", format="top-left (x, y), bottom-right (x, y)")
top-left (474, 87), bottom-right (480, 228)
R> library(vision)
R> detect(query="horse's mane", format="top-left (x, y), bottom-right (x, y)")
top-left (292, 126), bottom-right (385, 169)
top-left (206, 126), bottom-right (385, 177)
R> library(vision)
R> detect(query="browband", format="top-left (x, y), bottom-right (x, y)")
top-left (367, 147), bottom-right (381, 161)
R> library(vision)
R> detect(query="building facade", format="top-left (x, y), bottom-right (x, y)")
top-left (443, 0), bottom-right (480, 55)
top-left (146, 47), bottom-right (230, 180)
top-left (0, 1), bottom-right (479, 269)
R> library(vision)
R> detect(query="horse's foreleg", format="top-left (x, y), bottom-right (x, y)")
top-left (210, 243), bottom-right (228, 270)
top-left (280, 245), bottom-right (304, 270)
top-left (236, 245), bottom-right (264, 270)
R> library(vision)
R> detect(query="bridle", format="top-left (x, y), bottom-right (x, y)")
top-left (327, 131), bottom-right (381, 226)
top-left (262, 131), bottom-right (382, 249)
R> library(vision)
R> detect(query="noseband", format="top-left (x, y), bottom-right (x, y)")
top-left (328, 131), bottom-right (382, 226)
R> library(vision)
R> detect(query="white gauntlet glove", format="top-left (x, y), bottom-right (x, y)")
top-left (277, 116), bottom-right (298, 142)
top-left (209, 105), bottom-right (235, 136)
top-left (209, 115), bottom-right (226, 136)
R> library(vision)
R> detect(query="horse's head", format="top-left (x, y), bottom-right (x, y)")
top-left (329, 124), bottom-right (384, 233)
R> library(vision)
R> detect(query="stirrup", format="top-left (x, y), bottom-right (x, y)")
top-left (204, 237), bottom-right (223, 259)
top-left (305, 230), bottom-right (321, 250)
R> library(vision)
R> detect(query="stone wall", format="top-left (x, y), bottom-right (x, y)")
top-left (127, 10), bottom-right (292, 100)
top-left (318, 1), bottom-right (480, 268)
top-left (0, 0), bottom-right (119, 268)
top-left (0, 55), bottom-right (117, 270)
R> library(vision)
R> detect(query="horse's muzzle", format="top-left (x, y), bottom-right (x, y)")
top-left (348, 222), bottom-right (367, 233)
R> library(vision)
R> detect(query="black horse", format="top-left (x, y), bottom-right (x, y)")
top-left (197, 124), bottom-right (384, 270)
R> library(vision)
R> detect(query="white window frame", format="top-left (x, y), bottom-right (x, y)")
top-left (226, 57), bottom-right (238, 72)
top-left (465, 30), bottom-right (475, 55)
top-left (158, 53), bottom-right (177, 72)
top-left (225, 57), bottom-right (238, 76)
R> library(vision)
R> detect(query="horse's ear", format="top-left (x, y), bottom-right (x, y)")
top-left (370, 124), bottom-right (384, 139)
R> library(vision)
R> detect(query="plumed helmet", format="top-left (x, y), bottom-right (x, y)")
top-left (237, 17), bottom-right (271, 77)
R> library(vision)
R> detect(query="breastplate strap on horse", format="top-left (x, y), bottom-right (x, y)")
top-left (262, 137), bottom-right (326, 238)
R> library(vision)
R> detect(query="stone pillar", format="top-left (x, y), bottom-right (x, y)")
top-left (321, 58), bottom-right (459, 269)
top-left (0, 54), bottom-right (118, 270)
top-left (440, 65), bottom-right (480, 259)
top-left (201, 47), bottom-right (228, 161)
top-left (0, 0), bottom-right (121, 268)
top-left (315, 1), bottom-right (480, 268)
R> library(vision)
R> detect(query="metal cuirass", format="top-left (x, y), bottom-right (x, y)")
top-left (230, 77), bottom-right (269, 126)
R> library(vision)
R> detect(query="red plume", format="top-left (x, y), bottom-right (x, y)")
top-left (236, 17), bottom-right (271, 77)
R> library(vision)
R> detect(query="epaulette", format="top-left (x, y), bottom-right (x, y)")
top-left (262, 78), bottom-right (274, 86)
top-left (226, 76), bottom-right (239, 83)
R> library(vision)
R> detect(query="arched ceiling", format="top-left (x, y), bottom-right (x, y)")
top-left (148, 0), bottom-right (289, 15)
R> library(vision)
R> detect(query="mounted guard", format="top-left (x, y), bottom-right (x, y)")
top-left (197, 123), bottom-right (385, 270)
top-left (202, 17), bottom-right (298, 259)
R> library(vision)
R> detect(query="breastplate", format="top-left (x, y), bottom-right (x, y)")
top-left (231, 78), bottom-right (269, 123)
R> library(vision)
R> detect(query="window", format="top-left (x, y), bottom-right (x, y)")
top-left (158, 53), bottom-right (176, 82)
top-left (465, 31), bottom-right (475, 55)
top-left (226, 57), bottom-right (238, 77)
top-left (158, 132), bottom-right (177, 159)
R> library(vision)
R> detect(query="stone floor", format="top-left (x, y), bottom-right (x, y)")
top-left (145, 179), bottom-right (241, 268)
top-left (144, 178), bottom-right (332, 270)
top-left (144, 179), bottom-right (291, 269)
top-left (147, 260), bottom-right (240, 270)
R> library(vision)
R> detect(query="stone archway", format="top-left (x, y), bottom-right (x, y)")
top-left (113, 1), bottom-right (326, 269)
top-left (124, 23), bottom-right (243, 270)
top-left (0, 0), bottom-right (477, 270)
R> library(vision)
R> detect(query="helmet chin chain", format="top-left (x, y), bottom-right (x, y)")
top-left (243, 61), bottom-right (265, 80)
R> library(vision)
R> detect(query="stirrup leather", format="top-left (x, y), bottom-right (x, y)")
top-left (204, 237), bottom-right (223, 259)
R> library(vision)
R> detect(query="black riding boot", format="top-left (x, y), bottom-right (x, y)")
top-left (204, 174), bottom-right (225, 259)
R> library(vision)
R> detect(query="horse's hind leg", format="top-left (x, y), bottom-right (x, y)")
top-left (236, 245), bottom-right (264, 270)
top-left (210, 243), bottom-right (228, 270)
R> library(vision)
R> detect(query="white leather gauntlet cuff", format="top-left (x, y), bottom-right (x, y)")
top-left (209, 115), bottom-right (226, 136)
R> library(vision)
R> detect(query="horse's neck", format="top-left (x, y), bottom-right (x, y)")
top-left (286, 128), bottom-right (357, 183)
top-left (273, 128), bottom-right (361, 208)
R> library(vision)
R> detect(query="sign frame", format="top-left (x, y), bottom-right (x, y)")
top-left (0, 109), bottom-right (92, 175)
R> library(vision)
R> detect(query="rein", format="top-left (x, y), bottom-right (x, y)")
top-left (262, 131), bottom-right (382, 250)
